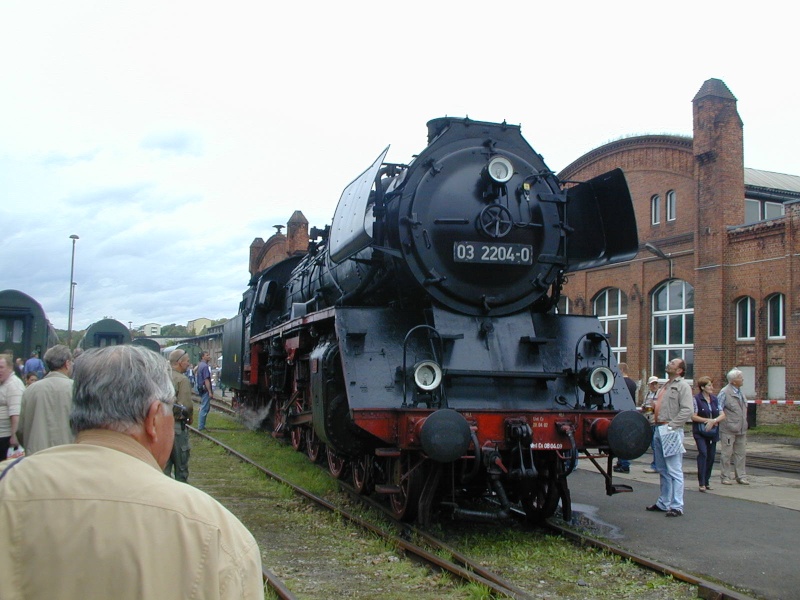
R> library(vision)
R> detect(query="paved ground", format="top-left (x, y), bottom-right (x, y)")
top-left (568, 440), bottom-right (800, 600)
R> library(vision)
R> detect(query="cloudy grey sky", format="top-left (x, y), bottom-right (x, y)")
top-left (1, 1), bottom-right (796, 331)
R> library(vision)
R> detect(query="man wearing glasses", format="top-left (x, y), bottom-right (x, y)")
top-left (0, 345), bottom-right (262, 598)
top-left (164, 348), bottom-right (194, 482)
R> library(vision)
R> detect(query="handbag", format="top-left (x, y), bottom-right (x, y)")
top-left (696, 423), bottom-right (718, 439)
top-left (658, 425), bottom-right (685, 457)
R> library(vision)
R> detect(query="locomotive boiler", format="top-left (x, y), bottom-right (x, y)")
top-left (223, 117), bottom-right (651, 524)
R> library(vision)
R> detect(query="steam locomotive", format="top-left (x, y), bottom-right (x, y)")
top-left (222, 117), bottom-right (651, 525)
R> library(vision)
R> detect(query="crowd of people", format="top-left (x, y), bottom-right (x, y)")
top-left (0, 342), bottom-right (756, 595)
top-left (0, 345), bottom-right (262, 598)
top-left (622, 362), bottom-right (751, 518)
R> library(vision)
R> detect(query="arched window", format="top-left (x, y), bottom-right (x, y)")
top-left (767, 293), bottom-right (785, 339)
top-left (651, 195), bottom-right (661, 225)
top-left (736, 297), bottom-right (755, 340)
top-left (666, 190), bottom-right (677, 221)
top-left (651, 280), bottom-right (694, 379)
top-left (593, 287), bottom-right (628, 364)
top-left (555, 295), bottom-right (570, 315)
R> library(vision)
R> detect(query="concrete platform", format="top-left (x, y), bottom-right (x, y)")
top-left (568, 440), bottom-right (800, 599)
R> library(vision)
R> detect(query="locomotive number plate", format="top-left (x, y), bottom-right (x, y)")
top-left (453, 242), bottom-right (533, 265)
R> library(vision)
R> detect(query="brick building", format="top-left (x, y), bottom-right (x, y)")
top-left (249, 210), bottom-right (309, 276)
top-left (558, 78), bottom-right (799, 423)
top-left (249, 80), bottom-right (798, 423)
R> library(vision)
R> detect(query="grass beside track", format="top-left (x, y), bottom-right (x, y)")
top-left (190, 409), bottom-right (696, 599)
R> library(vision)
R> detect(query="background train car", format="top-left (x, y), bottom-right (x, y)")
top-left (131, 337), bottom-right (161, 354)
top-left (224, 117), bottom-right (651, 525)
top-left (161, 342), bottom-right (203, 367)
top-left (77, 318), bottom-right (131, 349)
top-left (0, 289), bottom-right (59, 363)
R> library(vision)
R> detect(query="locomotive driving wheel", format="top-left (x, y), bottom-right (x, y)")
top-left (327, 449), bottom-right (347, 479)
top-left (521, 476), bottom-right (560, 523)
top-left (290, 425), bottom-right (304, 451)
top-left (352, 454), bottom-right (372, 495)
top-left (305, 428), bottom-right (324, 463)
top-left (289, 399), bottom-right (305, 451)
top-left (388, 455), bottom-right (423, 522)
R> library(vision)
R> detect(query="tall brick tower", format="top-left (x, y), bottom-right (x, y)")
top-left (692, 78), bottom-right (745, 383)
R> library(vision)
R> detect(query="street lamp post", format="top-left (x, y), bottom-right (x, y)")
top-left (67, 234), bottom-right (80, 347)
top-left (645, 242), bottom-right (673, 279)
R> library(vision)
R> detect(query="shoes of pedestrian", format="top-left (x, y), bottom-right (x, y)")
top-left (665, 509), bottom-right (683, 517)
top-left (613, 465), bottom-right (630, 473)
top-left (737, 478), bottom-right (750, 485)
top-left (642, 468), bottom-right (658, 473)
top-left (705, 485), bottom-right (713, 490)
top-left (646, 504), bottom-right (666, 512)
top-left (721, 479), bottom-right (733, 485)
top-left (699, 486), bottom-right (707, 492)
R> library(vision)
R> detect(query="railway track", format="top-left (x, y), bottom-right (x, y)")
top-left (192, 425), bottom-right (532, 599)
top-left (188, 405), bottom-right (771, 599)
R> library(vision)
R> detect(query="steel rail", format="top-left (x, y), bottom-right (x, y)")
top-left (334, 479), bottom-right (537, 600)
top-left (544, 520), bottom-right (758, 600)
top-left (191, 427), bottom-right (529, 600)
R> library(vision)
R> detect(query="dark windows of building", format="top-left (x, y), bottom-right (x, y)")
top-left (736, 296), bottom-right (756, 340)
top-left (651, 194), bottom-right (661, 225)
top-left (651, 279), bottom-right (694, 379)
top-left (555, 295), bottom-right (570, 315)
top-left (745, 199), bottom-right (785, 224)
top-left (666, 190), bottom-right (676, 221)
top-left (767, 293), bottom-right (785, 339)
top-left (593, 287), bottom-right (627, 364)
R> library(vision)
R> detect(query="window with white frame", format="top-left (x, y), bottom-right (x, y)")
top-left (593, 287), bottom-right (628, 364)
top-left (651, 194), bottom-right (661, 225)
top-left (666, 190), bottom-right (676, 221)
top-left (767, 293), bottom-right (785, 338)
top-left (736, 296), bottom-right (755, 340)
top-left (651, 280), bottom-right (694, 379)
top-left (555, 295), bottom-right (570, 315)
top-left (745, 198), bottom-right (785, 224)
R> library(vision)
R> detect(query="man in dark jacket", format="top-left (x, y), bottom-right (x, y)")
top-left (613, 362), bottom-right (639, 473)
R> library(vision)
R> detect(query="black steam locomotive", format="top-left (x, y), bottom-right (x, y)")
top-left (222, 118), bottom-right (650, 524)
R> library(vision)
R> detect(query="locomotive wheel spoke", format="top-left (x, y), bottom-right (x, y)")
top-left (289, 399), bottom-right (305, 451)
top-left (327, 449), bottom-right (348, 479)
top-left (352, 455), bottom-right (372, 495)
top-left (306, 428), bottom-right (324, 464)
top-left (389, 456), bottom-right (423, 522)
top-left (521, 474), bottom-right (560, 524)
top-left (290, 426), bottom-right (304, 451)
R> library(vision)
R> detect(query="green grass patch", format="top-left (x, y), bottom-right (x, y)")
top-left (750, 423), bottom-right (800, 438)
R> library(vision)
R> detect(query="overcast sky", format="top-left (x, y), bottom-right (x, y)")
top-left (1, 1), bottom-right (797, 331)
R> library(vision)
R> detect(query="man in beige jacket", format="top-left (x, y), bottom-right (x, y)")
top-left (0, 345), bottom-right (263, 599)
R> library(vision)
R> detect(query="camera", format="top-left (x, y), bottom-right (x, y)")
top-left (173, 402), bottom-right (190, 422)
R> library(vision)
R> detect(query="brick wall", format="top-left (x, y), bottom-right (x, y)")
top-left (557, 79), bottom-right (798, 425)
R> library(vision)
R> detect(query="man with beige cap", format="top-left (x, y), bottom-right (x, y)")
top-left (641, 375), bottom-right (660, 473)
top-left (164, 347), bottom-right (194, 482)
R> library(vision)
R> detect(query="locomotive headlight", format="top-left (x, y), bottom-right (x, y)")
top-left (413, 360), bottom-right (443, 391)
top-left (486, 156), bottom-right (514, 184)
top-left (577, 366), bottom-right (615, 395)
